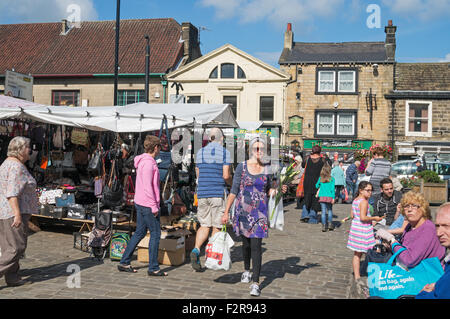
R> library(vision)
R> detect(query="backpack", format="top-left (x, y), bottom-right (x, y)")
top-left (109, 232), bottom-right (131, 261)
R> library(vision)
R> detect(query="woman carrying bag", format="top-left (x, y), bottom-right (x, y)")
top-left (223, 137), bottom-right (286, 297)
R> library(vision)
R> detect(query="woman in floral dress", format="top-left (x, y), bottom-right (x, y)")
top-left (223, 137), bottom-right (286, 297)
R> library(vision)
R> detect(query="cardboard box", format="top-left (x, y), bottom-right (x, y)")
top-left (137, 232), bottom-right (187, 251)
top-left (137, 247), bottom-right (186, 266)
top-left (158, 247), bottom-right (185, 266)
top-left (137, 231), bottom-right (186, 266)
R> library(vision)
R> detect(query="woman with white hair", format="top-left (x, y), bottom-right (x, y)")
top-left (0, 136), bottom-right (38, 287)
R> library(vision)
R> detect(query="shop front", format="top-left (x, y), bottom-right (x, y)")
top-left (303, 139), bottom-right (373, 163)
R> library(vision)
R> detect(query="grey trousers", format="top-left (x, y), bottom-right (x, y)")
top-left (0, 215), bottom-right (29, 284)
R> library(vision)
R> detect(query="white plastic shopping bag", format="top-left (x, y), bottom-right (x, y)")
top-left (268, 194), bottom-right (284, 231)
top-left (205, 226), bottom-right (235, 271)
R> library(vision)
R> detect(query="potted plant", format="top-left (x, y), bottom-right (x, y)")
top-left (400, 176), bottom-right (420, 193)
top-left (414, 170), bottom-right (448, 204)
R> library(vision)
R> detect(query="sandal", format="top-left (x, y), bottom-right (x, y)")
top-left (148, 270), bottom-right (168, 277)
top-left (117, 264), bottom-right (137, 273)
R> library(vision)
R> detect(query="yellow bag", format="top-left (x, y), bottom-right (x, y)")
top-left (193, 193), bottom-right (198, 207)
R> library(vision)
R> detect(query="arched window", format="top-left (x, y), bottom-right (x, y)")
top-left (221, 63), bottom-right (234, 79)
top-left (209, 66), bottom-right (218, 79)
top-left (237, 66), bottom-right (246, 79)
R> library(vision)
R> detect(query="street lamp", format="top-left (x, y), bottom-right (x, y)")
top-left (145, 35), bottom-right (150, 103)
top-left (113, 0), bottom-right (121, 106)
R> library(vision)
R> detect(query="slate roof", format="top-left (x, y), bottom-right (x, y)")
top-left (279, 41), bottom-right (389, 64)
top-left (0, 19), bottom-right (184, 75)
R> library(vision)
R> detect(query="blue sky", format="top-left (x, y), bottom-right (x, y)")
top-left (1, 0), bottom-right (449, 67)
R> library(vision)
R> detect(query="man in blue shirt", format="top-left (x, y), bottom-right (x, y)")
top-left (345, 160), bottom-right (360, 202)
top-left (190, 128), bottom-right (232, 271)
top-left (416, 202), bottom-right (450, 299)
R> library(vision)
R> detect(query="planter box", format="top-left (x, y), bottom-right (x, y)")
top-left (420, 180), bottom-right (448, 204)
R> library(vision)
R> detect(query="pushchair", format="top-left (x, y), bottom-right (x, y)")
top-left (88, 210), bottom-right (113, 260)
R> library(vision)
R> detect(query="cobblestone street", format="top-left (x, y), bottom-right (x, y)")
top-left (0, 201), bottom-right (362, 299)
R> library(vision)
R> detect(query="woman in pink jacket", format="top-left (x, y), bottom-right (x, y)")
top-left (118, 135), bottom-right (167, 276)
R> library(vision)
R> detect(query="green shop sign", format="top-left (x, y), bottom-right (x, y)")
top-left (303, 139), bottom-right (372, 150)
top-left (289, 116), bottom-right (303, 135)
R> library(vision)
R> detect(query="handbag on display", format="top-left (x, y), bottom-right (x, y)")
top-left (94, 177), bottom-right (103, 197)
top-left (88, 147), bottom-right (103, 173)
top-left (124, 175), bottom-right (135, 206)
top-left (55, 193), bottom-right (75, 207)
top-left (71, 128), bottom-right (90, 147)
top-left (102, 159), bottom-right (123, 208)
top-left (73, 147), bottom-right (89, 165)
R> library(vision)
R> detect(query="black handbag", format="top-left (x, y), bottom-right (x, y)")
top-left (102, 159), bottom-right (123, 208)
top-left (360, 243), bottom-right (393, 277)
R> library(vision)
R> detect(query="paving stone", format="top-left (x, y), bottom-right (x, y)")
top-left (5, 202), bottom-right (437, 299)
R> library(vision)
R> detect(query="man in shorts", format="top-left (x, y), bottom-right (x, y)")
top-left (191, 128), bottom-right (232, 271)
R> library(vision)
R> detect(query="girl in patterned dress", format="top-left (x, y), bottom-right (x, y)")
top-left (347, 181), bottom-right (384, 285)
top-left (223, 137), bottom-right (286, 297)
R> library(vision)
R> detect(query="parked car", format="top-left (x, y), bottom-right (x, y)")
top-left (358, 159), bottom-right (450, 200)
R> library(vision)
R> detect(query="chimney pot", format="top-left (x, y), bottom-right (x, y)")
top-left (388, 20), bottom-right (393, 26)
top-left (287, 23), bottom-right (292, 31)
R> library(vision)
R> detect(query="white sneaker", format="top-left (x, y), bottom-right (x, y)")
top-left (250, 283), bottom-right (260, 297)
top-left (241, 271), bottom-right (252, 283)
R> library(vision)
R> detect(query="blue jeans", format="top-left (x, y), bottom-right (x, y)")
top-left (346, 182), bottom-right (357, 199)
top-left (120, 204), bottom-right (161, 272)
top-left (302, 205), bottom-right (318, 224)
top-left (320, 203), bottom-right (333, 225)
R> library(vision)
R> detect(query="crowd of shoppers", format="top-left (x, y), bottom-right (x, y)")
top-left (2, 133), bottom-right (449, 300)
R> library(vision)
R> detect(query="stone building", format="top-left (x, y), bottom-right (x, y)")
top-left (167, 44), bottom-right (290, 143)
top-left (279, 21), bottom-right (397, 156)
top-left (0, 19), bottom-right (201, 106)
top-left (385, 62), bottom-right (450, 161)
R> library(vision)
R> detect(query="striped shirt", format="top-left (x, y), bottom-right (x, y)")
top-left (196, 142), bottom-right (231, 199)
top-left (365, 158), bottom-right (391, 193)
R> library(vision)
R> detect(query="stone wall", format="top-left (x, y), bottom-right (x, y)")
top-left (282, 63), bottom-right (394, 148)
top-left (0, 77), bottom-right (165, 106)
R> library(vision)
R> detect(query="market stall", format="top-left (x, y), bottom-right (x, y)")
top-left (1, 96), bottom-right (238, 261)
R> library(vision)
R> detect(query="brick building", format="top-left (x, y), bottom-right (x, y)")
top-left (385, 62), bottom-right (450, 161)
top-left (279, 21), bottom-right (397, 157)
top-left (0, 19), bottom-right (201, 106)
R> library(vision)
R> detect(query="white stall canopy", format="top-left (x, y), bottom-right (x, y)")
top-left (0, 96), bottom-right (238, 132)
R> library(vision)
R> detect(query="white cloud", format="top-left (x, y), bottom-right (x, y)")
top-left (198, 0), bottom-right (345, 29)
top-left (439, 53), bottom-right (450, 62)
top-left (382, 0), bottom-right (450, 21)
top-left (0, 0), bottom-right (98, 23)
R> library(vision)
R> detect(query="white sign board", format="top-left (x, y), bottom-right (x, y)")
top-left (5, 70), bottom-right (33, 101)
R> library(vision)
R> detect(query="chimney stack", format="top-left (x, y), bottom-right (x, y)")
top-left (181, 22), bottom-right (202, 65)
top-left (61, 19), bottom-right (71, 35)
top-left (284, 23), bottom-right (293, 50)
top-left (385, 20), bottom-right (397, 62)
